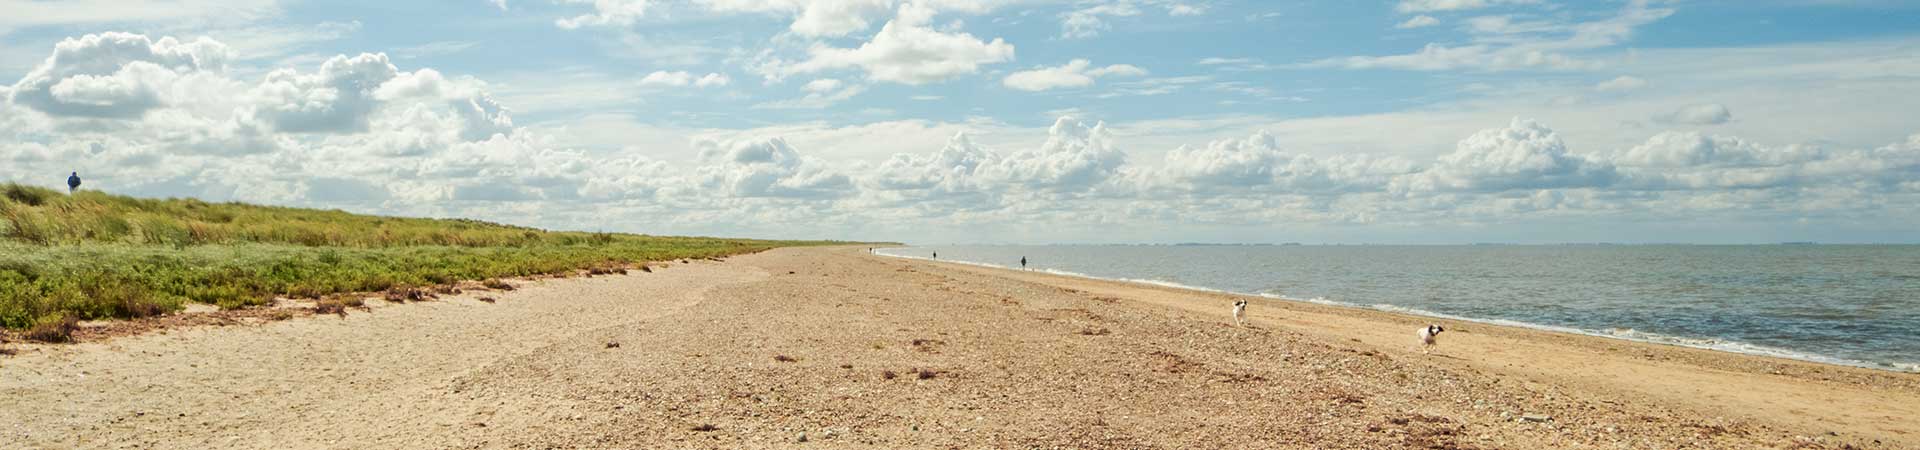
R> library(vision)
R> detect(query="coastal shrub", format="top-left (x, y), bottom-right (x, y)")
top-left (313, 300), bottom-right (347, 317)
top-left (2, 183), bottom-right (50, 206)
top-left (25, 313), bottom-right (79, 343)
top-left (0, 183), bottom-right (866, 331)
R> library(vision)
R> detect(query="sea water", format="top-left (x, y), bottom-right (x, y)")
top-left (878, 245), bottom-right (1920, 372)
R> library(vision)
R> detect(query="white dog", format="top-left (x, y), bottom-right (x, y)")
top-left (1418, 324), bottom-right (1445, 354)
top-left (1232, 300), bottom-right (1248, 326)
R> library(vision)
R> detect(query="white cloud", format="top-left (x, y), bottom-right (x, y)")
top-left (754, 78), bottom-right (866, 109)
top-left (768, 3), bottom-right (1015, 85)
top-left (1606, 130), bottom-right (1920, 192)
top-left (1154, 131), bottom-right (1411, 194)
top-left (1002, 59), bottom-right (1147, 92)
top-left (857, 116), bottom-right (1129, 206)
top-left (0, 0), bottom-right (282, 28)
top-left (248, 53), bottom-right (401, 133)
top-left (392, 41), bottom-right (480, 59)
top-left (6, 27), bottom-right (1919, 243)
top-left (698, 0), bottom-right (893, 38)
top-left (1594, 75), bottom-right (1647, 92)
top-left (9, 32), bottom-right (231, 118)
top-left (1394, 0), bottom-right (1539, 14)
top-left (1396, 15), bottom-right (1440, 29)
top-left (1310, 0), bottom-right (1672, 72)
top-left (1657, 103), bottom-right (1733, 125)
top-left (1614, 131), bottom-right (1776, 168)
top-left (865, 131), bottom-right (1002, 208)
top-left (1303, 43), bottom-right (1596, 72)
top-left (1391, 118), bottom-right (1618, 193)
top-left (639, 70), bottom-right (732, 87)
top-left (692, 137), bottom-right (853, 198)
top-left (1058, 0), bottom-right (1204, 39)
top-left (803, 78), bottom-right (844, 92)
top-left (993, 116), bottom-right (1129, 191)
top-left (555, 0), bottom-right (653, 29)
top-left (1060, 2), bottom-right (1140, 39)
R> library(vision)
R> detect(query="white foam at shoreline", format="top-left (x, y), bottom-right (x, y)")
top-left (874, 249), bottom-right (1920, 373)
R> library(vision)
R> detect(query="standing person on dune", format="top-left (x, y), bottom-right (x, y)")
top-left (1020, 256), bottom-right (1027, 271)
top-left (67, 171), bottom-right (81, 194)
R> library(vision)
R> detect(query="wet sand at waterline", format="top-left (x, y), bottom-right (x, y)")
top-left (1, 246), bottom-right (1914, 448)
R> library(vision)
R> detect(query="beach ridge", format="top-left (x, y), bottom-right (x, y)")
top-left (2, 246), bottom-right (1911, 448)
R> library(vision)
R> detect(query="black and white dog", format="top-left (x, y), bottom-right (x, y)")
top-left (1232, 300), bottom-right (1248, 326)
top-left (1418, 324), bottom-right (1445, 354)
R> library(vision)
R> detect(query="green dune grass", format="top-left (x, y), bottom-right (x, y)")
top-left (0, 183), bottom-right (851, 333)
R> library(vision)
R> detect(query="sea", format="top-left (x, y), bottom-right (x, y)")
top-left (877, 244), bottom-right (1920, 373)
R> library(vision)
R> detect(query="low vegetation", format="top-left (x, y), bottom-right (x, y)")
top-left (0, 182), bottom-right (854, 334)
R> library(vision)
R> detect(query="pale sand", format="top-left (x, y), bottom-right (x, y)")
top-left (1, 246), bottom-right (1915, 449)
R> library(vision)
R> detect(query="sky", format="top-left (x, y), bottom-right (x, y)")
top-left (1, 0), bottom-right (1918, 244)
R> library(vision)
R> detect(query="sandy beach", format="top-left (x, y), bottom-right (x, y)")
top-left (2, 246), bottom-right (1915, 449)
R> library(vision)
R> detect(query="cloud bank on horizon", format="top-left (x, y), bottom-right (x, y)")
top-left (1, 0), bottom-right (1918, 244)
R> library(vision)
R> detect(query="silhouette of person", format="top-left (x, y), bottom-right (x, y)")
top-left (932, 251), bottom-right (938, 260)
top-left (1020, 256), bottom-right (1027, 270)
top-left (67, 172), bottom-right (81, 194)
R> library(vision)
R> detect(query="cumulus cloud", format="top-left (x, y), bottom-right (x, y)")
top-left (860, 131), bottom-right (1004, 209)
top-left (1002, 59), bottom-right (1147, 92)
top-left (6, 32), bottom-right (1918, 242)
top-left (1154, 131), bottom-right (1413, 194)
top-left (992, 116), bottom-right (1129, 191)
top-left (1601, 131), bottom-right (1882, 191)
top-left (1391, 118), bottom-right (1618, 193)
top-left (2, 32), bottom-right (530, 204)
top-left (8, 32), bottom-right (230, 118)
top-left (767, 3), bottom-right (1014, 84)
top-left (861, 116), bottom-right (1128, 198)
top-left (692, 137), bottom-right (853, 198)
top-left (1613, 132), bottom-right (1776, 168)
top-left (248, 53), bottom-right (400, 133)
top-left (1656, 103), bottom-right (1733, 125)
top-left (869, 131), bottom-right (996, 191)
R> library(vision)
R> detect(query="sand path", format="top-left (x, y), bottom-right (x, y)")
top-left (2, 246), bottom-right (1913, 449)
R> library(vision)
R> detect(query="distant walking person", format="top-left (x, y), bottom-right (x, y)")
top-left (932, 251), bottom-right (938, 260)
top-left (1020, 256), bottom-right (1027, 270)
top-left (66, 172), bottom-right (81, 194)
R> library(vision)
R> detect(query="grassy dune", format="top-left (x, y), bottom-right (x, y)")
top-left (0, 183), bottom-right (844, 336)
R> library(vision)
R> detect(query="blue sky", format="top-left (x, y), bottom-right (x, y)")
top-left (2, 0), bottom-right (1918, 244)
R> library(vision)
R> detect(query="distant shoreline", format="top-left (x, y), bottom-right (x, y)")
top-left (876, 247), bottom-right (1919, 374)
